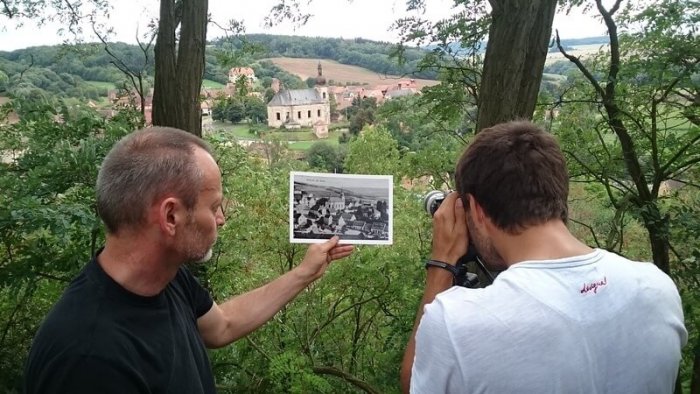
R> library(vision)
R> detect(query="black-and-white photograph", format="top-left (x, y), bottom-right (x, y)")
top-left (290, 172), bottom-right (393, 245)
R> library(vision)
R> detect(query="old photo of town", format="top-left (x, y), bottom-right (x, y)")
top-left (290, 172), bottom-right (393, 245)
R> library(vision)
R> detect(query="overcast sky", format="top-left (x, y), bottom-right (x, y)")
top-left (0, 0), bottom-right (607, 51)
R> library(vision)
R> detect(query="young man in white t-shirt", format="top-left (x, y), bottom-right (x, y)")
top-left (400, 121), bottom-right (687, 394)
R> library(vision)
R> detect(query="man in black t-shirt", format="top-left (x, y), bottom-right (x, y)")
top-left (24, 127), bottom-right (354, 393)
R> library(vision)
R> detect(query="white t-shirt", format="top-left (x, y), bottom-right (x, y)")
top-left (411, 249), bottom-right (687, 394)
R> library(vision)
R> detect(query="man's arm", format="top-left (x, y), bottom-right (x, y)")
top-left (400, 269), bottom-right (453, 392)
top-left (197, 236), bottom-right (353, 348)
top-left (400, 192), bottom-right (467, 393)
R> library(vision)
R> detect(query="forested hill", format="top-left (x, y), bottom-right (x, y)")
top-left (0, 33), bottom-right (606, 101)
top-left (0, 35), bottom-right (435, 101)
top-left (211, 34), bottom-right (438, 80)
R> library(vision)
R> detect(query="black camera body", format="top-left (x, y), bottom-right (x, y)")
top-left (423, 190), bottom-right (491, 288)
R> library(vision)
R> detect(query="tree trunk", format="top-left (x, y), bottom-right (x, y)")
top-left (644, 213), bottom-right (671, 275)
top-left (692, 342), bottom-right (700, 394)
top-left (152, 0), bottom-right (207, 136)
top-left (476, 0), bottom-right (557, 132)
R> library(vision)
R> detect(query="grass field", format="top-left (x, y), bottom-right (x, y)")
top-left (546, 44), bottom-right (608, 65)
top-left (209, 121), bottom-right (342, 152)
top-left (265, 57), bottom-right (440, 88)
top-left (203, 79), bottom-right (225, 89)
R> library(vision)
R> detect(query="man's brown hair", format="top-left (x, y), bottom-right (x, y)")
top-left (96, 127), bottom-right (213, 234)
top-left (455, 120), bottom-right (569, 234)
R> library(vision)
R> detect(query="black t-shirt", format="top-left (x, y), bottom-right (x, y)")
top-left (24, 255), bottom-right (215, 394)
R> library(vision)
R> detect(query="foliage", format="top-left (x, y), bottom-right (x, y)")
top-left (306, 142), bottom-right (346, 173)
top-left (0, 43), bottom-right (159, 100)
top-left (1, 0), bottom-right (109, 35)
top-left (0, 102), bottom-right (140, 390)
top-left (346, 97), bottom-right (377, 135)
top-left (547, 0), bottom-right (699, 390)
top-left (2, 0), bottom-right (699, 392)
top-left (252, 60), bottom-right (307, 90)
top-left (344, 126), bottom-right (401, 175)
top-left (213, 95), bottom-right (268, 124)
top-left (205, 130), bottom-right (429, 392)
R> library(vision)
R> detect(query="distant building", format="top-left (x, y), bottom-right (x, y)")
top-left (267, 62), bottom-right (330, 138)
top-left (228, 67), bottom-right (256, 84)
top-left (328, 193), bottom-right (345, 210)
top-left (384, 88), bottom-right (418, 100)
top-left (108, 88), bottom-right (154, 125)
top-left (225, 67), bottom-right (257, 96)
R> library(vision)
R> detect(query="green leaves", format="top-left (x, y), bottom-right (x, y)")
top-left (344, 126), bottom-right (400, 175)
top-left (0, 102), bottom-right (139, 390)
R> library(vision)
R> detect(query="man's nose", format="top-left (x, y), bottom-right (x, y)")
top-left (216, 206), bottom-right (226, 227)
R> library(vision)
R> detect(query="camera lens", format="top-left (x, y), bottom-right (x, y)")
top-left (423, 190), bottom-right (446, 216)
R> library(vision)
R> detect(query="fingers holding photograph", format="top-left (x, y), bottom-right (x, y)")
top-left (290, 171), bottom-right (393, 245)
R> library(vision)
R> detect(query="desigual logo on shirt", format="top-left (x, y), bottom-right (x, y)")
top-left (580, 277), bottom-right (607, 294)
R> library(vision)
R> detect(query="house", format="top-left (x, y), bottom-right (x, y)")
top-left (347, 220), bottom-right (366, 231)
top-left (267, 62), bottom-right (330, 138)
top-left (108, 88), bottom-right (154, 125)
top-left (300, 194), bottom-right (317, 208)
top-left (337, 212), bottom-right (357, 229)
top-left (385, 88), bottom-right (419, 100)
top-left (328, 193), bottom-right (345, 210)
top-left (370, 222), bottom-right (387, 235)
top-left (228, 67), bottom-right (257, 84)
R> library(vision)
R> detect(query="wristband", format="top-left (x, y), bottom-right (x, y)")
top-left (425, 259), bottom-right (460, 278)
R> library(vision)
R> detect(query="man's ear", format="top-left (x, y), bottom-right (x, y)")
top-left (468, 194), bottom-right (498, 234)
top-left (158, 197), bottom-right (185, 236)
top-left (466, 194), bottom-right (485, 224)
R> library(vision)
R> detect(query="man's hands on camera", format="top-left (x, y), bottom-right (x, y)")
top-left (431, 192), bottom-right (468, 265)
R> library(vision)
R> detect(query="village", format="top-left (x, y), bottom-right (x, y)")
top-left (292, 188), bottom-right (390, 240)
top-left (104, 61), bottom-right (422, 139)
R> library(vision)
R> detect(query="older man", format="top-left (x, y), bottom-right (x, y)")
top-left (25, 127), bottom-right (354, 393)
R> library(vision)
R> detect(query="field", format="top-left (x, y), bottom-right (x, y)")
top-left (546, 44), bottom-right (608, 65)
top-left (207, 121), bottom-right (344, 152)
top-left (203, 79), bottom-right (225, 89)
top-left (265, 57), bottom-right (440, 88)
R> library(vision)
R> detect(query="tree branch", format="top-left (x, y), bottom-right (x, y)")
top-left (18, 54), bottom-right (35, 82)
top-left (556, 31), bottom-right (605, 98)
top-left (312, 366), bottom-right (380, 394)
top-left (568, 218), bottom-right (602, 248)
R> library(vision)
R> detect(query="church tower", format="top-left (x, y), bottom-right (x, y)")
top-left (314, 61), bottom-right (329, 102)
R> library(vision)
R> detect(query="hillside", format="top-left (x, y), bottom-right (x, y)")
top-left (214, 34), bottom-right (437, 80)
top-left (266, 58), bottom-right (440, 88)
top-left (545, 43), bottom-right (609, 65)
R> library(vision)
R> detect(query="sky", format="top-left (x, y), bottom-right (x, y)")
top-left (0, 0), bottom-right (607, 51)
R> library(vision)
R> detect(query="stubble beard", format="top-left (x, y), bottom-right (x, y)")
top-left (467, 214), bottom-right (506, 271)
top-left (192, 248), bottom-right (214, 264)
top-left (182, 214), bottom-right (215, 264)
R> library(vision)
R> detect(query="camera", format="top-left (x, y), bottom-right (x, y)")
top-left (422, 190), bottom-right (492, 288)
top-left (423, 190), bottom-right (448, 217)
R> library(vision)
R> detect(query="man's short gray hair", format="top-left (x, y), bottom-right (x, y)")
top-left (96, 127), bottom-right (213, 234)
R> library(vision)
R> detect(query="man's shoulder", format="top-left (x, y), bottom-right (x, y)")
top-left (32, 285), bottom-right (112, 351)
top-left (598, 250), bottom-right (679, 293)
top-left (428, 286), bottom-right (513, 328)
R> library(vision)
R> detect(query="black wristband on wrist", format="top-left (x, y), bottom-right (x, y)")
top-left (425, 259), bottom-right (459, 279)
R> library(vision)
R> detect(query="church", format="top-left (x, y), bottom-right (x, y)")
top-left (267, 62), bottom-right (330, 138)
